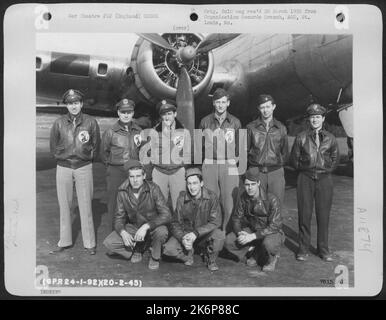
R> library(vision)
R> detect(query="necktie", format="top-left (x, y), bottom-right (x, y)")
top-left (314, 131), bottom-right (320, 149)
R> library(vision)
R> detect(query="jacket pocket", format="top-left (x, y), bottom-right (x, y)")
top-left (299, 154), bottom-right (310, 167)
top-left (323, 153), bottom-right (332, 169)
top-left (78, 143), bottom-right (93, 160)
top-left (54, 143), bottom-right (66, 157)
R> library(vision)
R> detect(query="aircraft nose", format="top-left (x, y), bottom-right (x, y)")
top-left (179, 46), bottom-right (196, 63)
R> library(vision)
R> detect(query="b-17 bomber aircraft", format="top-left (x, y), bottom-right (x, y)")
top-left (36, 33), bottom-right (352, 137)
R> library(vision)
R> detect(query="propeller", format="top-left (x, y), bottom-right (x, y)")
top-left (137, 33), bottom-right (177, 52)
top-left (196, 34), bottom-right (241, 54)
top-left (138, 33), bottom-right (241, 130)
top-left (176, 66), bottom-right (194, 133)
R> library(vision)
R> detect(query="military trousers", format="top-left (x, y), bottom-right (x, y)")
top-left (297, 172), bottom-right (333, 256)
top-left (103, 224), bottom-right (168, 260)
top-left (252, 166), bottom-right (286, 209)
top-left (56, 163), bottom-right (95, 249)
top-left (163, 229), bottom-right (225, 261)
top-left (106, 165), bottom-right (127, 231)
top-left (152, 167), bottom-right (185, 211)
top-left (224, 228), bottom-right (283, 262)
top-left (202, 159), bottom-right (240, 231)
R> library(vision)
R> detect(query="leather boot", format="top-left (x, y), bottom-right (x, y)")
top-left (206, 248), bottom-right (219, 272)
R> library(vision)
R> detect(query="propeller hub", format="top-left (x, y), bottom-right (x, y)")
top-left (178, 46), bottom-right (196, 64)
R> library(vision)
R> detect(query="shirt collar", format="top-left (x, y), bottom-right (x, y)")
top-left (113, 120), bottom-right (138, 132)
top-left (66, 112), bottom-right (83, 123)
top-left (212, 112), bottom-right (234, 126)
top-left (162, 120), bottom-right (176, 132)
top-left (255, 117), bottom-right (279, 129)
top-left (307, 127), bottom-right (326, 137)
top-left (214, 111), bottom-right (228, 123)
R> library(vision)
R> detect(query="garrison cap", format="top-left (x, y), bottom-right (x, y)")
top-left (116, 98), bottom-right (135, 112)
top-left (157, 99), bottom-right (177, 115)
top-left (123, 159), bottom-right (144, 172)
top-left (185, 167), bottom-right (202, 180)
top-left (258, 94), bottom-right (275, 105)
top-left (306, 103), bottom-right (326, 116)
top-left (62, 89), bottom-right (84, 103)
top-left (244, 167), bottom-right (261, 182)
top-left (212, 88), bottom-right (229, 101)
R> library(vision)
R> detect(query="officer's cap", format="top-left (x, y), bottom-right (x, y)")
top-left (185, 167), bottom-right (202, 180)
top-left (157, 99), bottom-right (177, 115)
top-left (212, 88), bottom-right (229, 101)
top-left (123, 159), bottom-right (144, 172)
top-left (306, 103), bottom-right (326, 116)
top-left (116, 98), bottom-right (135, 112)
top-left (244, 167), bottom-right (261, 182)
top-left (258, 94), bottom-right (275, 105)
top-left (62, 89), bottom-right (84, 103)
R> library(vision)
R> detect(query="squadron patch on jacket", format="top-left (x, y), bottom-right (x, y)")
top-left (78, 131), bottom-right (90, 143)
top-left (224, 129), bottom-right (235, 143)
top-left (173, 135), bottom-right (184, 149)
top-left (133, 134), bottom-right (142, 147)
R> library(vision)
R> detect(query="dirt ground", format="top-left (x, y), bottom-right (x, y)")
top-left (36, 114), bottom-right (354, 289)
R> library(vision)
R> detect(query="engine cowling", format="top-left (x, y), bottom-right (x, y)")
top-left (131, 34), bottom-right (214, 103)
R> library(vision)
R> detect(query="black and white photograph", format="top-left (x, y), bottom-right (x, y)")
top-left (3, 3), bottom-right (383, 296)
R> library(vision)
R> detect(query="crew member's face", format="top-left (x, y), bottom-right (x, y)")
top-left (258, 101), bottom-right (276, 120)
top-left (213, 97), bottom-right (230, 115)
top-left (66, 101), bottom-right (83, 116)
top-left (244, 179), bottom-right (259, 197)
top-left (128, 168), bottom-right (145, 189)
top-left (118, 110), bottom-right (134, 123)
top-left (309, 114), bottom-right (325, 130)
top-left (186, 175), bottom-right (203, 198)
top-left (213, 96), bottom-right (230, 115)
top-left (161, 111), bottom-right (177, 128)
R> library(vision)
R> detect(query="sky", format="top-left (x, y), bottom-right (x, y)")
top-left (36, 33), bottom-right (138, 57)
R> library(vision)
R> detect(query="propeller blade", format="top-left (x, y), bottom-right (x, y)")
top-left (137, 33), bottom-right (177, 52)
top-left (176, 67), bottom-right (195, 133)
top-left (197, 34), bottom-right (241, 53)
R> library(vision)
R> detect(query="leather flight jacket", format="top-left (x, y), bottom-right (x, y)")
top-left (199, 112), bottom-right (242, 161)
top-left (232, 187), bottom-right (283, 239)
top-left (246, 118), bottom-right (289, 169)
top-left (50, 113), bottom-right (101, 169)
top-left (151, 119), bottom-right (191, 175)
top-left (100, 120), bottom-right (142, 166)
top-left (170, 187), bottom-right (222, 241)
top-left (114, 180), bottom-right (172, 234)
top-left (290, 128), bottom-right (340, 180)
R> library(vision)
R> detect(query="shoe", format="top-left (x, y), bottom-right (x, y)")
top-left (246, 257), bottom-right (257, 267)
top-left (296, 253), bottom-right (308, 261)
top-left (148, 257), bottom-right (160, 270)
top-left (184, 249), bottom-right (194, 266)
top-left (49, 246), bottom-right (69, 254)
top-left (206, 252), bottom-right (219, 272)
top-left (262, 255), bottom-right (278, 272)
top-left (106, 250), bottom-right (116, 256)
top-left (320, 254), bottom-right (333, 262)
top-left (207, 260), bottom-right (219, 271)
top-left (85, 247), bottom-right (96, 255)
top-left (131, 252), bottom-right (142, 263)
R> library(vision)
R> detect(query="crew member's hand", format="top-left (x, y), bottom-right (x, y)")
top-left (134, 223), bottom-right (150, 242)
top-left (120, 230), bottom-right (135, 248)
top-left (182, 232), bottom-right (197, 250)
top-left (237, 231), bottom-right (256, 245)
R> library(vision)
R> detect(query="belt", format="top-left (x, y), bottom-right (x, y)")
top-left (256, 165), bottom-right (282, 173)
top-left (302, 171), bottom-right (330, 180)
